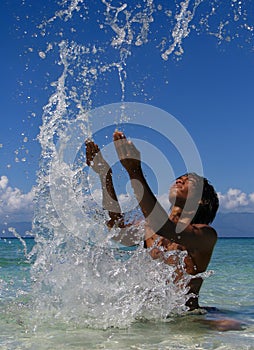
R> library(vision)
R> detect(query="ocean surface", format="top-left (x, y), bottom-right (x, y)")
top-left (0, 237), bottom-right (253, 350)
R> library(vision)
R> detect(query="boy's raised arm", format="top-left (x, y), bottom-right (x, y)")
top-left (113, 131), bottom-right (176, 238)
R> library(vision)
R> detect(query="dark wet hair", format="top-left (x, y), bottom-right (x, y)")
top-left (182, 173), bottom-right (219, 225)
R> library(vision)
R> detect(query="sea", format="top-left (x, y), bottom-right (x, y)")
top-left (0, 237), bottom-right (253, 350)
top-left (2, 3), bottom-right (254, 349)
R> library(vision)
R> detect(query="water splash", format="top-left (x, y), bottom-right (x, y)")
top-left (31, 242), bottom-right (192, 329)
top-left (22, 0), bottom-right (253, 330)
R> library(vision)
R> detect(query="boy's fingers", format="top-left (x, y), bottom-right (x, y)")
top-left (113, 130), bottom-right (126, 140)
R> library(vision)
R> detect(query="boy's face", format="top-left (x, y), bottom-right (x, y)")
top-left (169, 174), bottom-right (201, 207)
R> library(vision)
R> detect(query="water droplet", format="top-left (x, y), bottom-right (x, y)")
top-left (39, 51), bottom-right (46, 59)
top-left (135, 39), bottom-right (143, 46)
top-left (90, 68), bottom-right (97, 75)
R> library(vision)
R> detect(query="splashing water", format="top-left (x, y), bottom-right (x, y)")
top-left (15, 0), bottom-right (252, 330)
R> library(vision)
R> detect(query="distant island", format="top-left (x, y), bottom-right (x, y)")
top-left (213, 212), bottom-right (254, 238)
top-left (0, 212), bottom-right (254, 238)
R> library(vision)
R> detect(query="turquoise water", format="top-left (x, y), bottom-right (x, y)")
top-left (0, 237), bottom-right (253, 350)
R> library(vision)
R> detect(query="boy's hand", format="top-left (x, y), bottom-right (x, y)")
top-left (113, 131), bottom-right (142, 177)
top-left (85, 140), bottom-right (110, 176)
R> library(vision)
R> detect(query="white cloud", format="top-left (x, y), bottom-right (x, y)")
top-left (0, 175), bottom-right (35, 222)
top-left (0, 175), bottom-right (8, 190)
top-left (218, 188), bottom-right (254, 213)
top-left (249, 193), bottom-right (254, 203)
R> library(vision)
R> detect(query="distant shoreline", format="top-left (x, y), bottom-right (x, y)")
top-left (1, 236), bottom-right (253, 240)
top-left (0, 236), bottom-right (34, 240)
top-left (217, 236), bottom-right (254, 239)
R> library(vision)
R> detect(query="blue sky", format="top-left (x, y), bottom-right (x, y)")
top-left (0, 0), bottom-right (254, 223)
